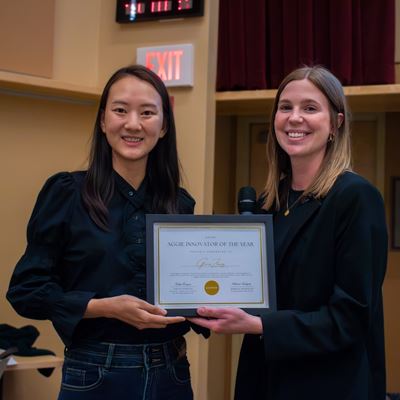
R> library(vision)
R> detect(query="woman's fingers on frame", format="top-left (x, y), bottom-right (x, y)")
top-left (147, 314), bottom-right (185, 325)
top-left (196, 307), bottom-right (232, 319)
top-left (140, 301), bottom-right (168, 316)
top-left (132, 314), bottom-right (185, 329)
top-left (164, 316), bottom-right (186, 324)
top-left (187, 317), bottom-right (219, 330)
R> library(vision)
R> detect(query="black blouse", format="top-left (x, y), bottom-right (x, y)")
top-left (7, 171), bottom-right (203, 346)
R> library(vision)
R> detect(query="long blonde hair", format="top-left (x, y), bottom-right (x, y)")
top-left (263, 66), bottom-right (352, 211)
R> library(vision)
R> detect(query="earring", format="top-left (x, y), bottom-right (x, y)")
top-left (328, 133), bottom-right (335, 142)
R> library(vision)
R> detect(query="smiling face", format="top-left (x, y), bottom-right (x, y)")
top-left (100, 75), bottom-right (165, 177)
top-left (274, 78), bottom-right (338, 170)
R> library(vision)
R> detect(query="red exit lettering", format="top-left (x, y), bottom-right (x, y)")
top-left (145, 50), bottom-right (184, 81)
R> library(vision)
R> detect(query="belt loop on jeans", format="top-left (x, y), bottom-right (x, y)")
top-left (163, 341), bottom-right (172, 365)
top-left (143, 345), bottom-right (150, 370)
top-left (105, 343), bottom-right (115, 369)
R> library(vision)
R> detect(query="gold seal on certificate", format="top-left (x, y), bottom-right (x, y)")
top-left (204, 280), bottom-right (219, 295)
top-left (146, 215), bottom-right (276, 316)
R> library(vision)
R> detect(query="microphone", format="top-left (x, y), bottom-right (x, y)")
top-left (238, 186), bottom-right (256, 215)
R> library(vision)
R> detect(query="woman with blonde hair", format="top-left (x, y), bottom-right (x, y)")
top-left (190, 66), bottom-right (387, 400)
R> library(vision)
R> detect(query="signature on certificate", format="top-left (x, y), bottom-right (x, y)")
top-left (196, 258), bottom-right (225, 268)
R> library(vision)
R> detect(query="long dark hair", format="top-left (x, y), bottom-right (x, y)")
top-left (82, 65), bottom-right (180, 230)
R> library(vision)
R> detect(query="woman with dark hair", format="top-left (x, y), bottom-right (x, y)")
top-left (190, 66), bottom-right (387, 400)
top-left (7, 65), bottom-right (206, 400)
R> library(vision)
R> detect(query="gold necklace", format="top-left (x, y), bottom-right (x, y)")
top-left (284, 189), bottom-right (304, 217)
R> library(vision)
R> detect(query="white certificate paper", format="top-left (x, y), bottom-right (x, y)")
top-left (149, 220), bottom-right (273, 312)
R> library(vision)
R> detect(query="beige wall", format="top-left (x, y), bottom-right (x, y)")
top-left (0, 92), bottom-right (97, 399)
top-left (213, 116), bottom-right (237, 214)
top-left (53, 0), bottom-right (100, 86)
top-left (0, 0), bottom-right (55, 78)
top-left (0, 0), bottom-right (219, 399)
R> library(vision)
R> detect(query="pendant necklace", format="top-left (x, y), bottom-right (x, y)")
top-left (284, 189), bottom-right (304, 217)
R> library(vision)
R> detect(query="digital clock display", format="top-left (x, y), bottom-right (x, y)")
top-left (116, 0), bottom-right (204, 23)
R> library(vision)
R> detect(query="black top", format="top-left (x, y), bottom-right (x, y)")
top-left (273, 188), bottom-right (303, 258)
top-left (7, 171), bottom-right (204, 346)
top-left (236, 172), bottom-right (387, 400)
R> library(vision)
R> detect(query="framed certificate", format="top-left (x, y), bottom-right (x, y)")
top-left (146, 214), bottom-right (276, 316)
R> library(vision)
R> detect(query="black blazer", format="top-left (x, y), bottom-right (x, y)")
top-left (235, 172), bottom-right (387, 400)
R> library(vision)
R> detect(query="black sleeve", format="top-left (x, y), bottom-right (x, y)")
top-left (177, 187), bottom-right (196, 214)
top-left (7, 172), bottom-right (96, 345)
top-left (261, 180), bottom-right (387, 360)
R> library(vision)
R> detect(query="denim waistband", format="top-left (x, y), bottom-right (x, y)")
top-left (64, 336), bottom-right (187, 369)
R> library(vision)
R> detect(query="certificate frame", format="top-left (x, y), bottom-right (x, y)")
top-left (146, 214), bottom-right (276, 316)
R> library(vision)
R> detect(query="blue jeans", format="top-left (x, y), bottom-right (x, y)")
top-left (58, 337), bottom-right (193, 400)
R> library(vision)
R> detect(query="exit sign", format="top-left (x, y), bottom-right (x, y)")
top-left (137, 44), bottom-right (194, 87)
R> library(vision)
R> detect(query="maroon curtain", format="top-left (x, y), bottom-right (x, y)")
top-left (216, 0), bottom-right (395, 90)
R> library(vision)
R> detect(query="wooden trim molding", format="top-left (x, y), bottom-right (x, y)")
top-left (216, 84), bottom-right (400, 116)
top-left (0, 70), bottom-right (101, 102)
